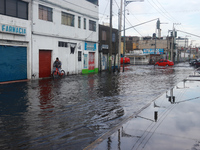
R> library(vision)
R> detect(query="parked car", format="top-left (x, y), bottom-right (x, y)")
top-left (155, 59), bottom-right (174, 66)
top-left (121, 57), bottom-right (130, 64)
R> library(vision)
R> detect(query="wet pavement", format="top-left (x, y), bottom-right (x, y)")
top-left (0, 62), bottom-right (195, 150)
top-left (85, 77), bottom-right (200, 150)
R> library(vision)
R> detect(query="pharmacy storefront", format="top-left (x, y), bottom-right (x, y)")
top-left (82, 42), bottom-right (98, 74)
top-left (0, 23), bottom-right (31, 82)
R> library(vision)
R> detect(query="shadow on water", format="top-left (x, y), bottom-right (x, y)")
top-left (0, 63), bottom-right (194, 150)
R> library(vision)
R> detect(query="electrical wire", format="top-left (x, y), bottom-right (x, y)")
top-left (99, 0), bottom-right (110, 23)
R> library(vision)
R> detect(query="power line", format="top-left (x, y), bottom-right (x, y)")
top-left (154, 0), bottom-right (178, 22)
top-left (146, 0), bottom-right (172, 22)
top-left (99, 0), bottom-right (110, 23)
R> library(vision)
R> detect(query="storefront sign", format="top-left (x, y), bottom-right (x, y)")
top-left (85, 42), bottom-right (96, 51)
top-left (143, 49), bottom-right (164, 54)
top-left (0, 24), bottom-right (26, 35)
top-left (102, 44), bottom-right (109, 49)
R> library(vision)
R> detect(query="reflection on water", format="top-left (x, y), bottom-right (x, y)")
top-left (100, 79), bottom-right (200, 150)
top-left (0, 63), bottom-right (194, 149)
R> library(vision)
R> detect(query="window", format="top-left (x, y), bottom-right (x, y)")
top-left (78, 16), bottom-right (81, 28)
top-left (61, 12), bottom-right (74, 27)
top-left (58, 41), bottom-right (68, 47)
top-left (6, 0), bottom-right (16, 17)
top-left (86, 0), bottom-right (98, 5)
top-left (89, 20), bottom-right (96, 32)
top-left (102, 31), bottom-right (106, 41)
top-left (39, 5), bottom-right (52, 22)
top-left (0, 0), bottom-right (4, 14)
top-left (0, 0), bottom-right (28, 20)
top-left (18, 1), bottom-right (28, 19)
top-left (78, 51), bottom-right (82, 61)
top-left (84, 18), bottom-right (86, 29)
top-left (112, 33), bottom-right (116, 42)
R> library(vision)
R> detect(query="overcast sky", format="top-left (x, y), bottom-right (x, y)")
top-left (99, 0), bottom-right (200, 47)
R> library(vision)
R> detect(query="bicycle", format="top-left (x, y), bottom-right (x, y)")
top-left (52, 68), bottom-right (65, 78)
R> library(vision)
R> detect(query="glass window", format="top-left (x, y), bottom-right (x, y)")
top-left (78, 51), bottom-right (82, 61)
top-left (112, 33), bottom-right (116, 42)
top-left (6, 0), bottom-right (17, 17)
top-left (89, 20), bottom-right (96, 32)
top-left (0, 0), bottom-right (28, 19)
top-left (84, 18), bottom-right (86, 30)
top-left (0, 0), bottom-right (5, 14)
top-left (86, 0), bottom-right (98, 5)
top-left (39, 5), bottom-right (52, 22)
top-left (61, 12), bottom-right (74, 27)
top-left (78, 16), bottom-right (81, 28)
top-left (18, 1), bottom-right (28, 19)
top-left (102, 31), bottom-right (106, 41)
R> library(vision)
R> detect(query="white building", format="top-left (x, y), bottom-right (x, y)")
top-left (0, 0), bottom-right (99, 82)
top-left (31, 0), bottom-right (99, 79)
top-left (0, 0), bottom-right (32, 82)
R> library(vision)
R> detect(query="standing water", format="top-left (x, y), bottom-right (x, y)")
top-left (0, 63), bottom-right (194, 149)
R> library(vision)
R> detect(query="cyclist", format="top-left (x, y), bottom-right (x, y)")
top-left (53, 57), bottom-right (62, 74)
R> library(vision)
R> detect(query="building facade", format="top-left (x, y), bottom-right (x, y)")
top-left (0, 0), bottom-right (99, 82)
top-left (0, 0), bottom-right (32, 82)
top-left (31, 0), bottom-right (99, 78)
top-left (99, 24), bottom-right (119, 71)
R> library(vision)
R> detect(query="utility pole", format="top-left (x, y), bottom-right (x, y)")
top-left (171, 23), bottom-right (181, 63)
top-left (109, 0), bottom-right (113, 72)
top-left (123, 0), bottom-right (126, 72)
top-left (118, 0), bottom-right (123, 72)
top-left (171, 29), bottom-right (174, 62)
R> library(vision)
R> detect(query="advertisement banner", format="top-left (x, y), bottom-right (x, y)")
top-left (89, 52), bottom-right (95, 70)
top-left (85, 42), bottom-right (96, 51)
top-left (143, 49), bottom-right (164, 54)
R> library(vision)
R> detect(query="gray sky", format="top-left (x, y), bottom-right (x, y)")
top-left (99, 0), bottom-right (200, 47)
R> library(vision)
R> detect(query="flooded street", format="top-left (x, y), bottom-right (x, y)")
top-left (0, 63), bottom-right (194, 150)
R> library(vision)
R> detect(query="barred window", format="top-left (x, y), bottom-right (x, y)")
top-left (61, 12), bottom-right (74, 27)
top-left (39, 5), bottom-right (52, 22)
top-left (78, 51), bottom-right (82, 61)
top-left (58, 41), bottom-right (68, 47)
top-left (89, 20), bottom-right (96, 32)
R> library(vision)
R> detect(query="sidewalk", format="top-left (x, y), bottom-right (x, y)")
top-left (84, 76), bottom-right (200, 150)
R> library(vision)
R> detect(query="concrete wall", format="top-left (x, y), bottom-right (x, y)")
top-left (139, 39), bottom-right (169, 50)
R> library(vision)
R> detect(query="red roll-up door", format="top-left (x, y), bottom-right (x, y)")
top-left (39, 50), bottom-right (51, 78)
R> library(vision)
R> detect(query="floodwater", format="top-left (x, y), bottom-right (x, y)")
top-left (0, 63), bottom-right (194, 150)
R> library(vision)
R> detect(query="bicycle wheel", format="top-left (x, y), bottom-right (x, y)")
top-left (53, 71), bottom-right (59, 78)
top-left (60, 70), bottom-right (65, 78)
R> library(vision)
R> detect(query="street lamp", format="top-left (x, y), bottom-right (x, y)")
top-left (123, 0), bottom-right (144, 72)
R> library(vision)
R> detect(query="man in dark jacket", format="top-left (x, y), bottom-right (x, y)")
top-left (53, 57), bottom-right (62, 74)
